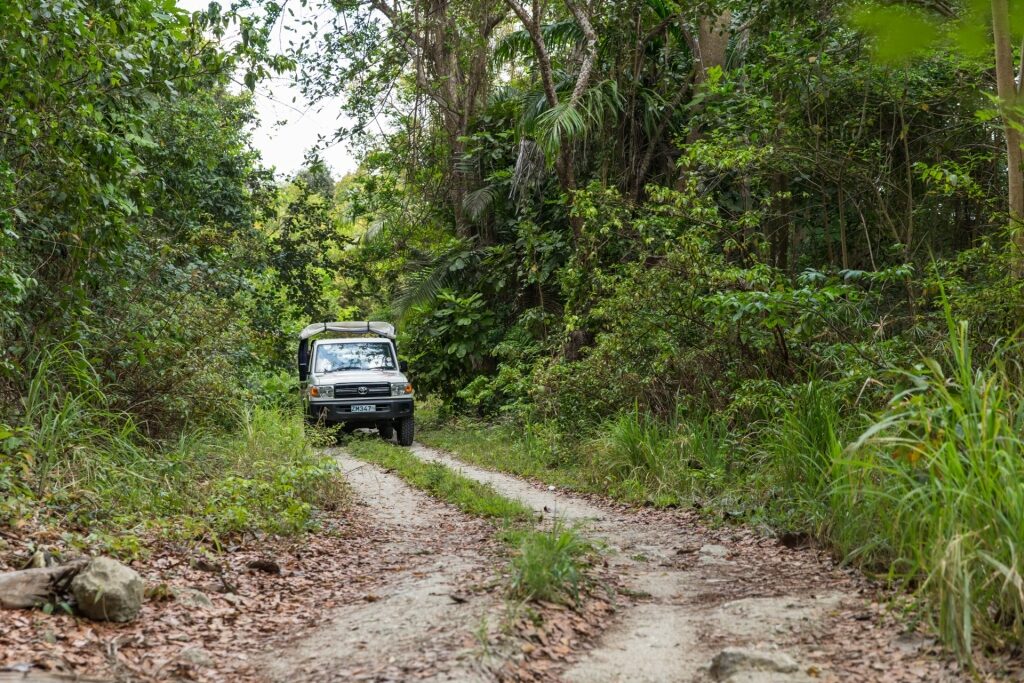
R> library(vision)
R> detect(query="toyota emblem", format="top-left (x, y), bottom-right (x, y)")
top-left (357, 386), bottom-right (368, 395)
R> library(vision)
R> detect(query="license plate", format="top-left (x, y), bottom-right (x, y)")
top-left (351, 404), bottom-right (375, 413)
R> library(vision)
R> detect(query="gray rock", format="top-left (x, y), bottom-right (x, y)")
top-left (171, 586), bottom-right (214, 610)
top-left (178, 646), bottom-right (214, 668)
top-left (710, 648), bottom-right (799, 681)
top-left (700, 544), bottom-right (729, 558)
top-left (71, 557), bottom-right (144, 622)
top-left (722, 674), bottom-right (808, 683)
top-left (699, 544), bottom-right (731, 565)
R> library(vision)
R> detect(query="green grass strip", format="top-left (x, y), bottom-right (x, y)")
top-left (418, 420), bottom-right (588, 490)
top-left (345, 437), bottom-right (534, 522)
top-left (345, 436), bottom-right (594, 606)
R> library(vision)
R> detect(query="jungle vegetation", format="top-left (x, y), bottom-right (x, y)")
top-left (267, 0), bottom-right (1024, 663)
top-left (3, 0), bottom-right (1024, 667)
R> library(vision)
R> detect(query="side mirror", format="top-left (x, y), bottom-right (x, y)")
top-left (399, 360), bottom-right (409, 373)
top-left (298, 340), bottom-right (310, 382)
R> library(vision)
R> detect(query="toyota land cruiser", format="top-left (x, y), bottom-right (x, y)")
top-left (298, 321), bottom-right (415, 446)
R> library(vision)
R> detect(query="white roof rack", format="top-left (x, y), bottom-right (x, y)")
top-left (299, 321), bottom-right (396, 341)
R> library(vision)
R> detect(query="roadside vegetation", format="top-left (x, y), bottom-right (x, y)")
top-left (1, 344), bottom-right (343, 556)
top-left (0, 2), bottom-right (352, 557)
top-left (267, 0), bottom-right (1024, 662)
top-left (419, 316), bottom-right (1024, 661)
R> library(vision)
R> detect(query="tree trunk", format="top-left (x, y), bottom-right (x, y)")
top-left (504, 0), bottom-right (597, 244)
top-left (675, 11), bottom-right (732, 190)
top-left (691, 11), bottom-right (733, 89)
top-left (0, 560), bottom-right (87, 609)
top-left (992, 0), bottom-right (1024, 274)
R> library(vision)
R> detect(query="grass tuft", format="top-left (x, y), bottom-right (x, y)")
top-left (505, 521), bottom-right (593, 605)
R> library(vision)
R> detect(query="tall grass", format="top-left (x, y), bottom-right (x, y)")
top-left (831, 318), bottom-right (1024, 660)
top-left (594, 406), bottom-right (729, 505)
top-left (4, 344), bottom-right (343, 546)
top-left (761, 381), bottom-right (846, 532)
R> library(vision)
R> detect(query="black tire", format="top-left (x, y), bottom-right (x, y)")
top-left (378, 421), bottom-right (394, 440)
top-left (397, 417), bottom-right (415, 447)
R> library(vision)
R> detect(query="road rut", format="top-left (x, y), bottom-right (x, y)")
top-left (263, 451), bottom-right (497, 682)
top-left (406, 443), bottom-right (963, 683)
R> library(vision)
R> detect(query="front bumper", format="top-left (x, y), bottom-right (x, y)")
top-left (307, 399), bottom-right (414, 424)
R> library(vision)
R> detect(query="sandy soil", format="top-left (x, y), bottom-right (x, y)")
top-left (262, 451), bottom-right (501, 682)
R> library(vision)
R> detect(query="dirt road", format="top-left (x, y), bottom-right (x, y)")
top-left (0, 440), bottom-right (970, 683)
top-left (264, 451), bottom-right (502, 682)
top-left (269, 443), bottom-right (964, 683)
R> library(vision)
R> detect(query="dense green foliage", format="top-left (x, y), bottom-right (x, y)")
top-left (267, 0), bottom-right (1024, 663)
top-left (4, 0), bottom-right (1024, 667)
top-left (0, 1), bottom-right (347, 547)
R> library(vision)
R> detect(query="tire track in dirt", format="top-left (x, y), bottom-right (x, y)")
top-left (407, 443), bottom-right (965, 683)
top-left (262, 450), bottom-right (500, 683)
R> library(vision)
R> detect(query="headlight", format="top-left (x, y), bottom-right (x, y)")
top-left (391, 383), bottom-right (413, 396)
top-left (309, 385), bottom-right (334, 399)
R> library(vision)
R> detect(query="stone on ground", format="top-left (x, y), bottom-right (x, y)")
top-left (710, 647), bottom-right (800, 681)
top-left (71, 557), bottom-right (144, 622)
top-left (179, 646), bottom-right (215, 668)
top-left (171, 586), bottom-right (213, 609)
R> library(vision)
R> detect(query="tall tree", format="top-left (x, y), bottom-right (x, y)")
top-left (991, 0), bottom-right (1024, 272)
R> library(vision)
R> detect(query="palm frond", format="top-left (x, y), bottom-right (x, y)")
top-left (583, 79), bottom-right (625, 128)
top-left (492, 21), bottom-right (585, 66)
top-left (638, 87), bottom-right (668, 136)
top-left (520, 88), bottom-right (551, 132)
top-left (487, 84), bottom-right (524, 110)
top-left (463, 185), bottom-right (497, 221)
top-left (359, 219), bottom-right (386, 245)
top-left (493, 30), bottom-right (535, 65)
top-left (390, 242), bottom-right (478, 320)
top-left (543, 20), bottom-right (585, 51)
top-left (536, 102), bottom-right (588, 158)
top-left (529, 79), bottom-right (625, 159)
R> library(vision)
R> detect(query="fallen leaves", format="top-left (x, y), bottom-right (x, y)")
top-left (0, 512), bottom-right (429, 682)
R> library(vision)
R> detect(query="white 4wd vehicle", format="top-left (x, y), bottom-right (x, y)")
top-left (298, 321), bottom-right (415, 446)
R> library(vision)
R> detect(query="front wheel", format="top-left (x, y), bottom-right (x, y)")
top-left (377, 421), bottom-right (394, 440)
top-left (396, 417), bottom-right (415, 447)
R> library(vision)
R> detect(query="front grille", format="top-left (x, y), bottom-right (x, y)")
top-left (334, 382), bottom-right (390, 398)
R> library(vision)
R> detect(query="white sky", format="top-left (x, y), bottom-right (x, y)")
top-left (177, 0), bottom-right (359, 180)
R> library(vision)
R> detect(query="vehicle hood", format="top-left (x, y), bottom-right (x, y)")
top-left (312, 369), bottom-right (408, 385)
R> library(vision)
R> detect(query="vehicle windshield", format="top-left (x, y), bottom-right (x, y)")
top-left (314, 342), bottom-right (396, 373)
